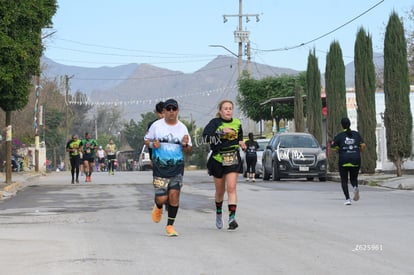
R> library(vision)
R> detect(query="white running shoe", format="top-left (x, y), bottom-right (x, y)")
top-left (344, 199), bottom-right (352, 205)
top-left (353, 187), bottom-right (360, 201)
top-left (216, 214), bottom-right (223, 229)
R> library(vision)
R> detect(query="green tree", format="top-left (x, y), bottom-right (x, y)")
top-left (407, 7), bottom-right (414, 83)
top-left (190, 127), bottom-right (209, 168)
top-left (325, 41), bottom-right (347, 172)
top-left (0, 0), bottom-right (57, 182)
top-left (306, 48), bottom-right (323, 144)
top-left (294, 83), bottom-right (305, 132)
top-left (44, 107), bottom-right (65, 169)
top-left (124, 112), bottom-right (156, 152)
top-left (354, 27), bottom-right (377, 173)
top-left (96, 105), bottom-right (124, 137)
top-left (0, 75), bottom-right (69, 170)
top-left (238, 74), bottom-right (304, 130)
top-left (43, 80), bottom-right (67, 168)
top-left (181, 119), bottom-right (196, 167)
top-left (383, 12), bottom-right (413, 176)
top-left (68, 91), bottom-right (94, 137)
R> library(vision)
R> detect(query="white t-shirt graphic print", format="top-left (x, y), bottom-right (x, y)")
top-left (145, 119), bottom-right (191, 178)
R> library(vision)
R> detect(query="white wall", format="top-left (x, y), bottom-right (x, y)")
top-left (348, 90), bottom-right (414, 172)
top-left (18, 144), bottom-right (47, 172)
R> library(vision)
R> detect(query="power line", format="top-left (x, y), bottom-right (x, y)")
top-left (46, 57), bottom-right (215, 67)
top-left (49, 45), bottom-right (216, 60)
top-left (67, 85), bottom-right (237, 106)
top-left (44, 62), bottom-right (238, 82)
top-left (253, 0), bottom-right (385, 52)
top-left (54, 38), bottom-right (211, 57)
top-left (44, 38), bottom-right (219, 71)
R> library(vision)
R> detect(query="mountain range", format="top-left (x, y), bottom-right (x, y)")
top-left (41, 54), bottom-right (384, 128)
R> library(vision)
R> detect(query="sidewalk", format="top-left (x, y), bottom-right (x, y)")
top-left (1, 170), bottom-right (413, 200)
top-left (0, 171), bottom-right (43, 199)
top-left (327, 172), bottom-right (414, 190)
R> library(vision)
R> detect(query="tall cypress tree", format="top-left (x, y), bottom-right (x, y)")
top-left (408, 7), bottom-right (414, 83)
top-left (294, 83), bottom-right (305, 132)
top-left (325, 41), bottom-right (347, 172)
top-left (383, 12), bottom-right (412, 176)
top-left (306, 48), bottom-right (323, 144)
top-left (354, 27), bottom-right (377, 173)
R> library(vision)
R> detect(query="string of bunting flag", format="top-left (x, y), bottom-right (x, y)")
top-left (67, 85), bottom-right (237, 106)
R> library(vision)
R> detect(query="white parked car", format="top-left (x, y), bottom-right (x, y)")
top-left (137, 145), bottom-right (152, 171)
top-left (242, 138), bottom-right (270, 178)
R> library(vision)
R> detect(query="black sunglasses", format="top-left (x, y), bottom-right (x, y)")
top-left (166, 106), bottom-right (178, 111)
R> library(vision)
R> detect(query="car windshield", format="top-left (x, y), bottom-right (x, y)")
top-left (278, 135), bottom-right (318, 148)
top-left (257, 141), bottom-right (269, 151)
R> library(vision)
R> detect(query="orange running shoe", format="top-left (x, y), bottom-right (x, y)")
top-left (166, 225), bottom-right (179, 237)
top-left (151, 204), bottom-right (163, 223)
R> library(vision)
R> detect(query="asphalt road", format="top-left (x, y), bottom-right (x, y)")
top-left (0, 170), bottom-right (413, 275)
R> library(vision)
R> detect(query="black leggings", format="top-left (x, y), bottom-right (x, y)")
top-left (70, 156), bottom-right (81, 179)
top-left (107, 155), bottom-right (116, 171)
top-left (246, 156), bottom-right (257, 174)
top-left (339, 166), bottom-right (360, 199)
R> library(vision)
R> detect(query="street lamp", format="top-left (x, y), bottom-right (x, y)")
top-left (209, 44), bottom-right (238, 58)
top-left (209, 44), bottom-right (241, 78)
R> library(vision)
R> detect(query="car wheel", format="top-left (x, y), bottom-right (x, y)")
top-left (263, 166), bottom-right (271, 181)
top-left (272, 162), bottom-right (281, 181)
top-left (319, 177), bottom-right (327, 182)
top-left (306, 177), bottom-right (314, 181)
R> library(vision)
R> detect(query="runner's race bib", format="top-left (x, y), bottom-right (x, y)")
top-left (222, 151), bottom-right (238, 166)
top-left (153, 177), bottom-right (170, 189)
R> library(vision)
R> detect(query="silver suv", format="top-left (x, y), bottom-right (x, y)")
top-left (262, 132), bottom-right (327, 181)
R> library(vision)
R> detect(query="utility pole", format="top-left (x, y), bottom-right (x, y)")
top-left (222, 0), bottom-right (260, 133)
top-left (237, 0), bottom-right (243, 78)
top-left (64, 74), bottom-right (74, 138)
top-left (34, 30), bottom-right (56, 172)
top-left (64, 74), bottom-right (74, 171)
top-left (34, 79), bottom-right (41, 172)
top-left (246, 41), bottom-right (252, 76)
top-left (95, 118), bottom-right (98, 140)
top-left (223, 0), bottom-right (260, 78)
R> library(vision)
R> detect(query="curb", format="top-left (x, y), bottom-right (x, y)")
top-left (0, 181), bottom-right (24, 199)
top-left (327, 175), bottom-right (385, 187)
top-left (1, 172), bottom-right (44, 199)
top-left (327, 173), bottom-right (414, 190)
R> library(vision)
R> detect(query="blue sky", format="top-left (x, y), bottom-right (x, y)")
top-left (43, 0), bottom-right (412, 73)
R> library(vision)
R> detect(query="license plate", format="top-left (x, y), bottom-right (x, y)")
top-left (299, 166), bottom-right (309, 172)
